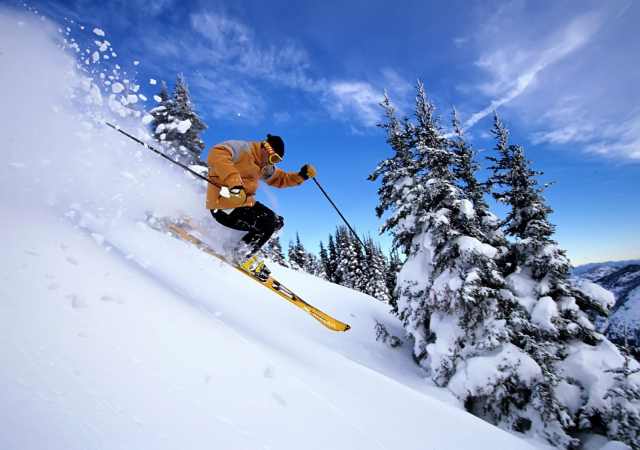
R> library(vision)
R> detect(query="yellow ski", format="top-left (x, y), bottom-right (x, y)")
top-left (160, 222), bottom-right (351, 333)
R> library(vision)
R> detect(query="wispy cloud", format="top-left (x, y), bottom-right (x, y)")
top-left (327, 81), bottom-right (383, 127)
top-left (189, 12), bottom-right (321, 92)
top-left (141, 11), bottom-right (316, 89)
top-left (137, 10), bottom-right (400, 128)
top-left (464, 11), bottom-right (604, 128)
top-left (585, 121), bottom-right (640, 161)
top-left (532, 102), bottom-right (640, 161)
top-left (325, 69), bottom-right (412, 129)
top-left (459, 2), bottom-right (639, 161)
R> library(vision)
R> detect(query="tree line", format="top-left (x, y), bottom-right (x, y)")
top-left (263, 229), bottom-right (402, 304)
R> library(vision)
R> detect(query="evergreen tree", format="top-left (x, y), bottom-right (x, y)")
top-left (334, 226), bottom-right (362, 289)
top-left (352, 236), bottom-right (368, 293)
top-left (368, 92), bottom-right (419, 255)
top-left (287, 233), bottom-right (307, 270)
top-left (263, 235), bottom-right (288, 268)
top-left (319, 241), bottom-right (331, 281)
top-left (488, 112), bottom-right (608, 321)
top-left (450, 108), bottom-right (490, 221)
top-left (303, 252), bottom-right (323, 278)
top-left (393, 83), bottom-right (510, 389)
top-left (169, 74), bottom-right (207, 164)
top-left (363, 237), bottom-right (391, 302)
top-left (386, 249), bottom-right (402, 312)
top-left (327, 234), bottom-right (340, 284)
top-left (450, 108), bottom-right (509, 271)
top-left (149, 75), bottom-right (207, 165)
top-left (579, 353), bottom-right (640, 447)
top-left (485, 113), bottom-right (635, 448)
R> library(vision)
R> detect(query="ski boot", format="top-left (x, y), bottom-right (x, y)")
top-left (239, 255), bottom-right (271, 282)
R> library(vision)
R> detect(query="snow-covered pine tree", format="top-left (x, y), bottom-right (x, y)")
top-left (169, 74), bottom-right (207, 164)
top-left (450, 109), bottom-right (493, 225)
top-left (334, 226), bottom-right (363, 289)
top-left (319, 241), bottom-right (331, 281)
top-left (368, 92), bottom-right (419, 254)
top-left (287, 233), bottom-right (307, 271)
top-left (303, 252), bottom-right (323, 278)
top-left (363, 237), bottom-right (391, 302)
top-left (352, 235), bottom-right (368, 293)
top-left (386, 249), bottom-right (402, 312)
top-left (580, 352), bottom-right (640, 447)
top-left (327, 234), bottom-right (340, 284)
top-left (486, 112), bottom-right (638, 448)
top-left (149, 75), bottom-right (207, 165)
top-left (450, 111), bottom-right (509, 266)
top-left (263, 235), bottom-right (289, 268)
top-left (397, 83), bottom-right (511, 383)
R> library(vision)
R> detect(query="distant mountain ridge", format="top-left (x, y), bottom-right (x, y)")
top-left (574, 260), bottom-right (640, 351)
top-left (573, 259), bottom-right (640, 279)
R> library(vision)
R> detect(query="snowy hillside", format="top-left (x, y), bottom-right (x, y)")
top-left (605, 265), bottom-right (640, 349)
top-left (575, 261), bottom-right (640, 350)
top-left (0, 9), bottom-right (544, 450)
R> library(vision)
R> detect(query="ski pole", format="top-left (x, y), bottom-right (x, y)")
top-left (105, 122), bottom-right (215, 186)
top-left (311, 177), bottom-right (366, 250)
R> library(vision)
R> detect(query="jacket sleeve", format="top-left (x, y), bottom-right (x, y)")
top-left (207, 145), bottom-right (243, 188)
top-left (266, 168), bottom-right (304, 188)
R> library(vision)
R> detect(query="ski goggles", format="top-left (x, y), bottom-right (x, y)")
top-left (263, 141), bottom-right (283, 165)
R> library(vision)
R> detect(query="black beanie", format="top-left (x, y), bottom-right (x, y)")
top-left (266, 134), bottom-right (285, 158)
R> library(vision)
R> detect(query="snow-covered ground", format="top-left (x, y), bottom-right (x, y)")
top-left (0, 8), bottom-right (544, 450)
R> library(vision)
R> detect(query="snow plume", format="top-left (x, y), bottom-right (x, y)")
top-left (0, 8), bottom-right (212, 236)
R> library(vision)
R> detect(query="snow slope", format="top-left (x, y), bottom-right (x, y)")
top-left (575, 261), bottom-right (640, 348)
top-left (0, 8), bottom-right (539, 450)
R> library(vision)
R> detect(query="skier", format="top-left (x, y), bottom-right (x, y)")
top-left (206, 134), bottom-right (316, 280)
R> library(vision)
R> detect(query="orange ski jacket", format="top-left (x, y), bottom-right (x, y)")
top-left (206, 140), bottom-right (304, 210)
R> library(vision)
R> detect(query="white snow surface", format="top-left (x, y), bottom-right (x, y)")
top-left (556, 339), bottom-right (638, 417)
top-left (506, 269), bottom-right (539, 313)
top-left (0, 9), bottom-right (544, 450)
top-left (574, 279), bottom-right (616, 311)
top-left (609, 285), bottom-right (640, 336)
top-left (457, 198), bottom-right (475, 219)
top-left (176, 118), bottom-right (192, 133)
top-left (455, 235), bottom-right (498, 259)
top-left (531, 296), bottom-right (559, 331)
top-left (448, 343), bottom-right (543, 398)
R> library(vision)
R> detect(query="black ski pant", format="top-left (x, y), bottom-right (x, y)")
top-left (211, 201), bottom-right (284, 258)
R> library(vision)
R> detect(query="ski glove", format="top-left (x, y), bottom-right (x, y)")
top-left (228, 185), bottom-right (247, 206)
top-left (299, 164), bottom-right (317, 180)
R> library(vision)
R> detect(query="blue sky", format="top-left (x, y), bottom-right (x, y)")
top-left (13, 0), bottom-right (640, 264)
